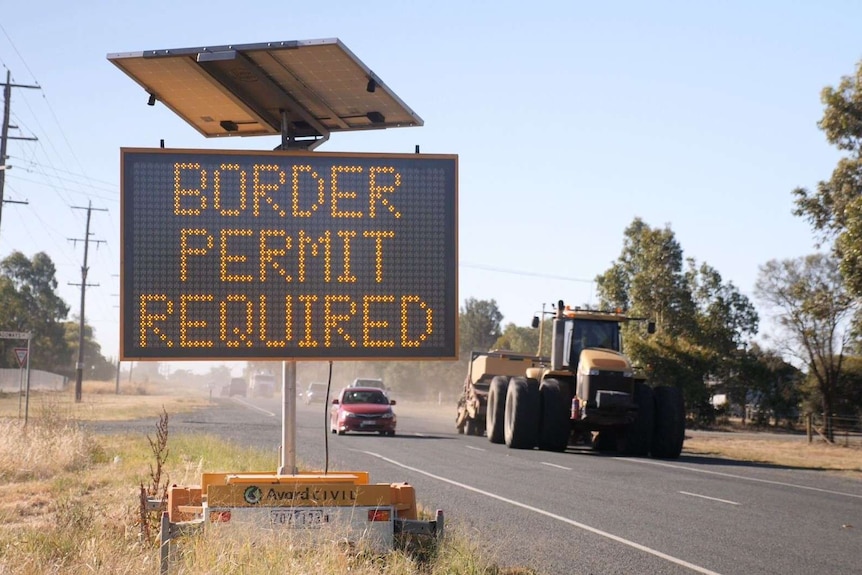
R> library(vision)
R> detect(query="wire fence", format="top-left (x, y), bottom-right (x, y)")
top-left (806, 413), bottom-right (862, 446)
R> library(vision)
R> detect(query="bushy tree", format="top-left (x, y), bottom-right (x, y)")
top-left (459, 298), bottom-right (503, 356)
top-left (596, 218), bottom-right (695, 336)
top-left (63, 320), bottom-right (115, 380)
top-left (741, 344), bottom-right (803, 427)
top-left (0, 251), bottom-right (70, 373)
top-left (755, 254), bottom-right (856, 440)
top-left (494, 322), bottom-right (541, 355)
top-left (596, 218), bottom-right (758, 422)
top-left (793, 59), bottom-right (862, 297)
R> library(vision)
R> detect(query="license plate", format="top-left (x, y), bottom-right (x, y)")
top-left (270, 509), bottom-right (329, 528)
top-left (360, 420), bottom-right (377, 427)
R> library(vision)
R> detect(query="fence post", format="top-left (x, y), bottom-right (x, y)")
top-left (806, 413), bottom-right (812, 444)
top-left (160, 511), bottom-right (170, 575)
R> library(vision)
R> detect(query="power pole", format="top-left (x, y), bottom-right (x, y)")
top-left (0, 70), bottom-right (39, 246)
top-left (69, 201), bottom-right (107, 402)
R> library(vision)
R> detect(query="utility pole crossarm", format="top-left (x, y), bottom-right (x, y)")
top-left (0, 70), bottom-right (42, 249)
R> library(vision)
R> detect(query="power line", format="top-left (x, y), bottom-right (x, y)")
top-left (460, 262), bottom-right (595, 283)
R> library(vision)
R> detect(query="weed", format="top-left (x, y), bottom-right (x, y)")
top-left (139, 407), bottom-right (170, 544)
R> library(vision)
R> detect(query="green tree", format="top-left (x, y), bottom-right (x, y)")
top-left (686, 261), bottom-right (759, 353)
top-left (0, 251), bottom-right (71, 373)
top-left (596, 218), bottom-right (695, 336)
top-left (596, 219), bottom-right (758, 422)
top-left (739, 344), bottom-right (803, 427)
top-left (834, 356), bottom-right (862, 418)
top-left (63, 319), bottom-right (115, 380)
top-left (494, 322), bottom-right (540, 355)
top-left (459, 298), bottom-right (503, 356)
top-left (792, 59), bottom-right (862, 296)
top-left (755, 254), bottom-right (856, 441)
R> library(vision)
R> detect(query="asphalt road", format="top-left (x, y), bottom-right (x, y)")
top-left (90, 396), bottom-right (862, 575)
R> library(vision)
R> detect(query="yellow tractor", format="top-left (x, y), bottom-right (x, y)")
top-left (486, 300), bottom-right (685, 458)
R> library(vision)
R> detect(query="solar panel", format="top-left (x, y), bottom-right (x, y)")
top-left (107, 39), bottom-right (423, 149)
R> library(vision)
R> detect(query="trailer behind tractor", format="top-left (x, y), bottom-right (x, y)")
top-left (456, 350), bottom-right (547, 437)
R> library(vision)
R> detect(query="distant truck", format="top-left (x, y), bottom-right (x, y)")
top-left (250, 373), bottom-right (276, 398)
top-left (455, 350), bottom-right (548, 436)
top-left (222, 377), bottom-right (247, 398)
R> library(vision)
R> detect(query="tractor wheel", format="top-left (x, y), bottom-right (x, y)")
top-left (538, 378), bottom-right (571, 452)
top-left (465, 418), bottom-right (479, 436)
top-left (592, 430), bottom-right (617, 452)
top-left (487, 376), bottom-right (510, 444)
top-left (455, 407), bottom-right (467, 434)
top-left (504, 377), bottom-right (540, 449)
top-left (623, 382), bottom-right (654, 456)
top-left (651, 386), bottom-right (685, 459)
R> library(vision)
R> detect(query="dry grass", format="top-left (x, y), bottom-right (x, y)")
top-left (684, 433), bottom-right (862, 479)
top-left (0, 393), bottom-right (858, 573)
top-left (0, 380), bottom-right (211, 421)
top-left (0, 408), bottom-right (518, 575)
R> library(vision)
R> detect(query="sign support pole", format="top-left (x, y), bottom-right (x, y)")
top-left (278, 360), bottom-right (297, 475)
top-left (17, 360), bottom-right (23, 419)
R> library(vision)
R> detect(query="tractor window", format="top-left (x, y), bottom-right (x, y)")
top-left (573, 321), bottom-right (620, 355)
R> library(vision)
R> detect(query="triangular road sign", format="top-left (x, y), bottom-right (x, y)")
top-left (14, 347), bottom-right (28, 368)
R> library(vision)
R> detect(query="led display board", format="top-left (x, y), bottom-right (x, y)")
top-left (121, 148), bottom-right (457, 360)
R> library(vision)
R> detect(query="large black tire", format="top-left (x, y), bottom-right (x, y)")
top-left (623, 382), bottom-right (654, 456)
top-left (487, 376), bottom-right (509, 444)
top-left (652, 386), bottom-right (685, 459)
top-left (504, 377), bottom-right (540, 449)
top-left (455, 405), bottom-right (467, 434)
top-left (539, 378), bottom-right (571, 452)
top-left (592, 430), bottom-right (617, 452)
top-left (465, 418), bottom-right (479, 436)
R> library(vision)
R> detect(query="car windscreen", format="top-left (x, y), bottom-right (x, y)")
top-left (343, 390), bottom-right (389, 404)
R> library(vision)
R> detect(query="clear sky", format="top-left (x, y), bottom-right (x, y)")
top-left (1, 1), bottom-right (860, 372)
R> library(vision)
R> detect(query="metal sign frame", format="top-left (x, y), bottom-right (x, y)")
top-left (120, 147), bottom-right (458, 362)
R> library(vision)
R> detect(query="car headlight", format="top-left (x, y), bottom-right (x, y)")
top-left (340, 410), bottom-right (356, 418)
top-left (379, 411), bottom-right (394, 419)
top-left (588, 369), bottom-right (600, 376)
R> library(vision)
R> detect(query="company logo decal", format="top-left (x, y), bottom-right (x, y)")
top-left (243, 485), bottom-right (263, 504)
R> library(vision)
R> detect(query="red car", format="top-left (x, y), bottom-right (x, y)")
top-left (330, 387), bottom-right (397, 436)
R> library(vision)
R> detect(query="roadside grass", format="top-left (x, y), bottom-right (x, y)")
top-left (0, 405), bottom-right (521, 575)
top-left (683, 434), bottom-right (862, 479)
top-left (0, 380), bottom-right (212, 421)
top-left (0, 391), bottom-right (858, 573)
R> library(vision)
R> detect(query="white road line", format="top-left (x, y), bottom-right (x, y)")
top-left (361, 450), bottom-right (722, 575)
top-left (541, 461), bottom-right (573, 470)
top-left (232, 397), bottom-right (276, 417)
top-left (465, 445), bottom-right (486, 452)
top-left (621, 457), bottom-right (862, 500)
top-left (679, 491), bottom-right (740, 506)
